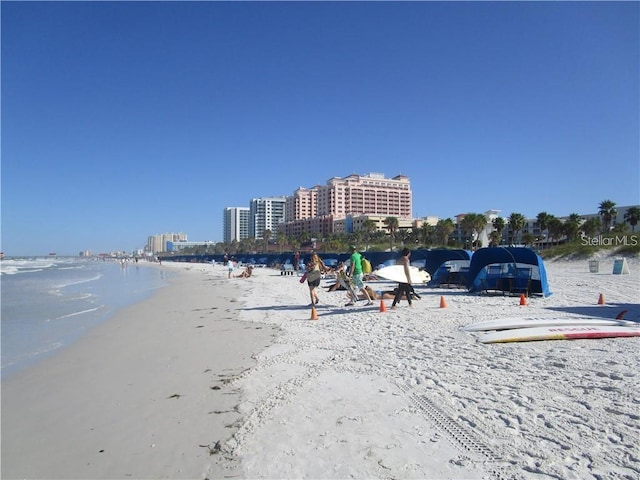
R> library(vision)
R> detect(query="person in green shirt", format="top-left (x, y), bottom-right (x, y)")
top-left (347, 245), bottom-right (373, 306)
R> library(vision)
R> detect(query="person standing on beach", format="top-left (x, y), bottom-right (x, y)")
top-left (391, 248), bottom-right (413, 309)
top-left (347, 246), bottom-right (373, 306)
top-left (227, 258), bottom-right (235, 279)
top-left (305, 253), bottom-right (326, 305)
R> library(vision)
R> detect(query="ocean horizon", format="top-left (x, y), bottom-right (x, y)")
top-left (1, 256), bottom-right (174, 380)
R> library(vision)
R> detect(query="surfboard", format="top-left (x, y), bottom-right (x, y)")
top-left (479, 325), bottom-right (640, 344)
top-left (375, 265), bottom-right (431, 284)
top-left (461, 317), bottom-right (637, 332)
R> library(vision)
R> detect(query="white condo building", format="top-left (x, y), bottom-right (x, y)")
top-left (249, 197), bottom-right (287, 240)
top-left (223, 207), bottom-right (250, 243)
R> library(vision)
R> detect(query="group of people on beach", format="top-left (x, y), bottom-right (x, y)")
top-left (304, 246), bottom-right (416, 309)
top-left (224, 256), bottom-right (253, 279)
top-left (224, 247), bottom-right (416, 308)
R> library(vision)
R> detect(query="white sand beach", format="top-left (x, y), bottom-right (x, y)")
top-left (2, 255), bottom-right (639, 480)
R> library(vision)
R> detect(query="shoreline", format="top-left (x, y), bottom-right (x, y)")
top-left (1, 260), bottom-right (177, 381)
top-left (1, 263), bottom-right (278, 479)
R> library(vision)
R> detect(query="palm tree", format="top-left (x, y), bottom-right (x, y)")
top-left (522, 232), bottom-right (536, 247)
top-left (435, 218), bottom-right (456, 246)
top-left (287, 235), bottom-right (300, 252)
top-left (276, 231), bottom-right (287, 253)
top-left (396, 228), bottom-right (412, 247)
top-left (471, 214), bottom-right (488, 249)
top-left (547, 217), bottom-right (564, 246)
top-left (460, 213), bottom-right (487, 249)
top-left (489, 231), bottom-right (502, 247)
top-left (624, 206), bottom-right (640, 232)
top-left (581, 217), bottom-right (601, 238)
top-left (262, 229), bottom-right (272, 253)
top-left (598, 199), bottom-right (617, 233)
top-left (239, 237), bottom-right (257, 253)
top-left (384, 216), bottom-right (399, 251)
top-left (508, 213), bottom-right (526, 245)
top-left (230, 239), bottom-right (239, 255)
top-left (299, 231), bottom-right (311, 247)
top-left (563, 214), bottom-right (583, 241)
top-left (492, 217), bottom-right (506, 245)
top-left (418, 222), bottom-right (435, 247)
top-left (536, 212), bottom-right (551, 248)
top-left (459, 214), bottom-right (477, 249)
top-left (362, 219), bottom-right (377, 249)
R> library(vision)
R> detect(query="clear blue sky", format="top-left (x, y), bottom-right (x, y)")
top-left (2, 1), bottom-right (638, 256)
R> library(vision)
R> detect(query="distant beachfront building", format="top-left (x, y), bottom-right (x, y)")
top-left (281, 172), bottom-right (413, 237)
top-left (223, 207), bottom-right (250, 243)
top-left (333, 214), bottom-right (414, 234)
top-left (146, 232), bottom-right (187, 254)
top-left (319, 173), bottom-right (412, 219)
top-left (285, 186), bottom-right (318, 222)
top-left (168, 240), bottom-right (216, 252)
top-left (249, 197), bottom-right (287, 240)
top-left (414, 216), bottom-right (440, 228)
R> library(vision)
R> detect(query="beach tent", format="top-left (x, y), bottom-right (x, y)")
top-left (423, 249), bottom-right (473, 287)
top-left (466, 247), bottom-right (551, 297)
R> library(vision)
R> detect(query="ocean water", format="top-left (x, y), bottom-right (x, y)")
top-left (1, 257), bottom-right (173, 380)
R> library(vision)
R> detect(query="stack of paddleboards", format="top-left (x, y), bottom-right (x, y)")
top-left (461, 316), bottom-right (640, 344)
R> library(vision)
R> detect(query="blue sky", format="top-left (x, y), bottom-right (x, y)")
top-left (2, 1), bottom-right (638, 256)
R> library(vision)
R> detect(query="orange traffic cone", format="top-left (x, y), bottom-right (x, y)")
top-left (519, 294), bottom-right (527, 306)
top-left (597, 293), bottom-right (605, 305)
top-left (439, 296), bottom-right (447, 308)
top-left (310, 306), bottom-right (319, 320)
top-left (379, 299), bottom-right (387, 312)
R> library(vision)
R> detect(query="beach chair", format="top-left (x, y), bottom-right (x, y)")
top-left (456, 266), bottom-right (470, 289)
top-left (482, 265), bottom-right (502, 294)
top-left (511, 267), bottom-right (532, 296)
top-left (280, 263), bottom-right (295, 276)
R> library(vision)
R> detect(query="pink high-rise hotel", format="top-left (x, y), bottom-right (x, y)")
top-left (282, 172), bottom-right (412, 238)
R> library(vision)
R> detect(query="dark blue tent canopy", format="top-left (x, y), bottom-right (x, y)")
top-left (466, 247), bottom-right (551, 297)
top-left (423, 249), bottom-right (472, 275)
top-left (422, 249), bottom-right (473, 287)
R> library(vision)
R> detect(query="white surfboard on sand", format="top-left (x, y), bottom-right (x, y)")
top-left (479, 324), bottom-right (640, 344)
top-left (461, 317), bottom-right (637, 332)
top-left (375, 265), bottom-right (430, 284)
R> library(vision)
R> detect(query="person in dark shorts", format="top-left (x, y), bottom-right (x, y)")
top-left (391, 248), bottom-right (413, 309)
top-left (305, 253), bottom-right (326, 305)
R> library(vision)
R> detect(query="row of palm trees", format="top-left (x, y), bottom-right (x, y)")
top-left (454, 200), bottom-right (639, 249)
top-left (175, 200), bottom-right (639, 256)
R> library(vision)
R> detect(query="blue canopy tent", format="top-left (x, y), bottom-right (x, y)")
top-left (466, 247), bottom-right (551, 297)
top-left (423, 249), bottom-right (473, 287)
